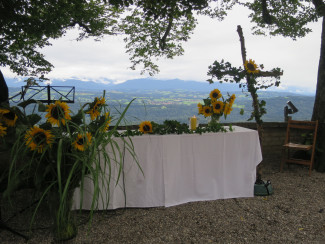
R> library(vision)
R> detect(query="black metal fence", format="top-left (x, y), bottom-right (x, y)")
top-left (21, 85), bottom-right (75, 104)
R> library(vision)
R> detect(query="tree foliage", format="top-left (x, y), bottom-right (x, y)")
top-left (0, 0), bottom-right (235, 80)
top-left (244, 0), bottom-right (319, 39)
top-left (0, 0), bottom-right (122, 80)
top-left (121, 8), bottom-right (197, 75)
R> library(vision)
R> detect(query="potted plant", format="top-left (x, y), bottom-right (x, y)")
top-left (197, 89), bottom-right (236, 127)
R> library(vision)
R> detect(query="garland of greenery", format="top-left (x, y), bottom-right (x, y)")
top-left (113, 120), bottom-right (233, 137)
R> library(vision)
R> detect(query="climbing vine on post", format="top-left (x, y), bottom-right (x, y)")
top-left (207, 25), bottom-right (283, 180)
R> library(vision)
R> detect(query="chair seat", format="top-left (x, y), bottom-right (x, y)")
top-left (283, 142), bottom-right (312, 151)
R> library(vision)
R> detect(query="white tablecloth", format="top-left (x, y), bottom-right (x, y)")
top-left (73, 126), bottom-right (262, 210)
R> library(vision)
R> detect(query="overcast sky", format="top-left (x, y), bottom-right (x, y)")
top-left (4, 5), bottom-right (322, 93)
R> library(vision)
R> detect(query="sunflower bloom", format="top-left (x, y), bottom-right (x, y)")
top-left (244, 59), bottom-right (260, 74)
top-left (102, 112), bottom-right (112, 131)
top-left (45, 101), bottom-right (71, 127)
top-left (212, 101), bottom-right (224, 114)
top-left (202, 106), bottom-right (213, 117)
top-left (139, 121), bottom-right (153, 134)
top-left (209, 89), bottom-right (222, 101)
top-left (0, 123), bottom-right (7, 137)
top-left (0, 108), bottom-right (18, 127)
top-left (87, 97), bottom-right (106, 120)
top-left (25, 126), bottom-right (54, 153)
top-left (229, 94), bottom-right (236, 105)
top-left (224, 103), bottom-right (233, 115)
top-left (72, 132), bottom-right (92, 151)
top-left (87, 106), bottom-right (100, 121)
top-left (197, 103), bottom-right (204, 114)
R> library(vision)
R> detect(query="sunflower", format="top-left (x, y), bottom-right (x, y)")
top-left (139, 121), bottom-right (153, 134)
top-left (0, 108), bottom-right (18, 127)
top-left (212, 100), bottom-right (224, 114)
top-left (0, 123), bottom-right (7, 137)
top-left (197, 103), bottom-right (204, 114)
top-left (244, 59), bottom-right (260, 74)
top-left (229, 94), bottom-right (236, 105)
top-left (87, 106), bottom-right (100, 121)
top-left (209, 89), bottom-right (222, 101)
top-left (102, 112), bottom-right (112, 131)
top-left (25, 126), bottom-right (54, 153)
top-left (72, 132), bottom-right (92, 151)
top-left (202, 106), bottom-right (213, 117)
top-left (45, 101), bottom-right (71, 127)
top-left (224, 103), bottom-right (233, 115)
top-left (87, 97), bottom-right (106, 120)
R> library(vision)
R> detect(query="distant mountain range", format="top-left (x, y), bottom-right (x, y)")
top-left (5, 77), bottom-right (316, 96)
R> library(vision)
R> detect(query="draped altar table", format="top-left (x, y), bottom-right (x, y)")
top-left (73, 126), bottom-right (262, 210)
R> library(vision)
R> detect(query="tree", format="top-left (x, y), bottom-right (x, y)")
top-left (0, 0), bottom-right (230, 100)
top-left (0, 0), bottom-right (126, 87)
top-left (116, 0), bottom-right (234, 74)
top-left (243, 0), bottom-right (325, 170)
top-left (0, 70), bottom-right (8, 103)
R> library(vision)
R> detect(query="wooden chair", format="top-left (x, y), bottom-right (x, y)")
top-left (281, 119), bottom-right (318, 176)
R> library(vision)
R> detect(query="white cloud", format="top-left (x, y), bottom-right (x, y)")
top-left (156, 7), bottom-right (321, 91)
top-left (3, 5), bottom-right (322, 92)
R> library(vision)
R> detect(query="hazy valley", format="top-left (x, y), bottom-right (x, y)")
top-left (7, 78), bottom-right (315, 125)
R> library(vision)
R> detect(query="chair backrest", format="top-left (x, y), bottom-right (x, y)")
top-left (285, 119), bottom-right (318, 146)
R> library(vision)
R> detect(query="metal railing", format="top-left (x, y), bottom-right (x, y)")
top-left (21, 85), bottom-right (75, 104)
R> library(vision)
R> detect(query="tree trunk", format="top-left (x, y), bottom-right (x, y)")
top-left (312, 16), bottom-right (325, 171)
top-left (0, 70), bottom-right (9, 104)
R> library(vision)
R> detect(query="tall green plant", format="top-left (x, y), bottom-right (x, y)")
top-left (1, 92), bottom-right (138, 239)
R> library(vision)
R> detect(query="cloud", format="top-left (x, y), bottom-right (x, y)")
top-left (2, 5), bottom-right (321, 91)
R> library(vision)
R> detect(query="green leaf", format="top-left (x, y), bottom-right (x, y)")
top-left (18, 99), bottom-right (38, 109)
top-left (39, 122), bottom-right (52, 130)
top-left (207, 78), bottom-right (214, 84)
top-left (71, 110), bottom-right (83, 125)
top-left (26, 114), bottom-right (42, 125)
top-left (37, 101), bottom-right (47, 112)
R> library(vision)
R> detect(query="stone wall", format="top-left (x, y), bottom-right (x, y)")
top-left (228, 121), bottom-right (320, 160)
top-left (228, 122), bottom-right (287, 159)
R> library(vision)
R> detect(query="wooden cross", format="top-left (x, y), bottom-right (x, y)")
top-left (237, 25), bottom-right (283, 126)
top-left (208, 25), bottom-right (283, 182)
top-left (237, 25), bottom-right (283, 181)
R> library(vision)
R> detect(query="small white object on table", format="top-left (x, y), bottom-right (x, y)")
top-left (73, 126), bottom-right (262, 210)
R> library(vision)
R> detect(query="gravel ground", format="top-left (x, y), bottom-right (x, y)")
top-left (1, 156), bottom-right (325, 244)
